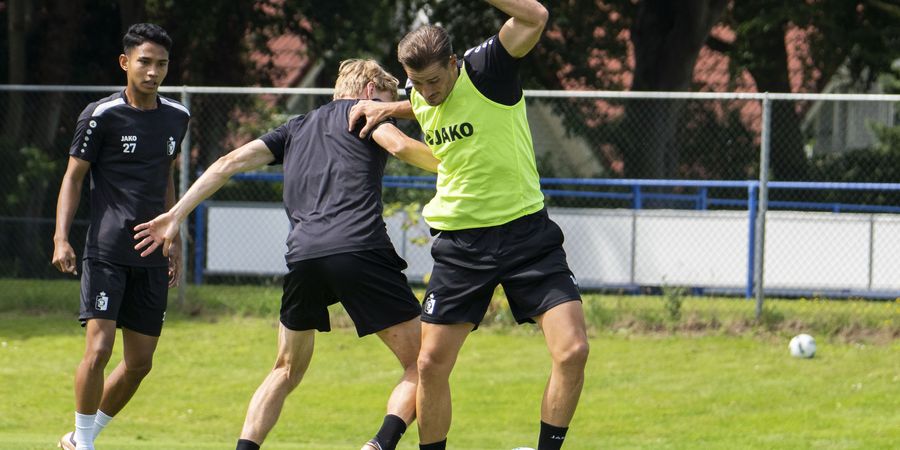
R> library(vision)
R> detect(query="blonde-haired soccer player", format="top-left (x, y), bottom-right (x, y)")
top-left (135, 59), bottom-right (439, 450)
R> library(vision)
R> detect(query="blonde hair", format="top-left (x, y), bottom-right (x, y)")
top-left (333, 59), bottom-right (399, 100)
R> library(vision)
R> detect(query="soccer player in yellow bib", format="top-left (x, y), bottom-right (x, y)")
top-left (350, 2), bottom-right (588, 449)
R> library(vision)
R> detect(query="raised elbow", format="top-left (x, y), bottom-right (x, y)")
top-left (533, 4), bottom-right (549, 28)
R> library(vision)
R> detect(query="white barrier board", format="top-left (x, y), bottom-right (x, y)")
top-left (203, 203), bottom-right (900, 293)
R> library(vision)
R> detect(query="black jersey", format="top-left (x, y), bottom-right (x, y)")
top-left (461, 34), bottom-right (523, 105)
top-left (405, 34), bottom-right (522, 106)
top-left (260, 99), bottom-right (395, 264)
top-left (69, 91), bottom-right (190, 267)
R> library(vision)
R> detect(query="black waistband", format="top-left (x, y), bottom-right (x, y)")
top-left (430, 207), bottom-right (548, 236)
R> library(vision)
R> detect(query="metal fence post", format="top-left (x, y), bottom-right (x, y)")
top-left (745, 183), bottom-right (758, 299)
top-left (754, 94), bottom-right (772, 319)
top-left (632, 185), bottom-right (643, 209)
top-left (178, 87), bottom-right (191, 305)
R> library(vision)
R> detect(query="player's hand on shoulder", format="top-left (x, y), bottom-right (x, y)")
top-left (51, 240), bottom-right (78, 276)
top-left (349, 100), bottom-right (388, 139)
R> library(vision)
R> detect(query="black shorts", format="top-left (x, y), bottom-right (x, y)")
top-left (281, 248), bottom-right (421, 337)
top-left (79, 258), bottom-right (169, 337)
top-left (424, 208), bottom-right (581, 328)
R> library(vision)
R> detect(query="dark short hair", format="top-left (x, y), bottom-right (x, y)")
top-left (398, 25), bottom-right (453, 71)
top-left (123, 23), bottom-right (173, 54)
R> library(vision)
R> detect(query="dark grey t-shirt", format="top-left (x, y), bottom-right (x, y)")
top-left (260, 99), bottom-right (395, 263)
top-left (69, 91), bottom-right (190, 267)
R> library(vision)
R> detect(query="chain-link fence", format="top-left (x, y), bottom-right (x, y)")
top-left (2, 86), bottom-right (899, 305)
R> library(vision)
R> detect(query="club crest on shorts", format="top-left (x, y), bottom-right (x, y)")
top-left (95, 291), bottom-right (109, 311)
top-left (167, 136), bottom-right (176, 156)
top-left (424, 292), bottom-right (436, 315)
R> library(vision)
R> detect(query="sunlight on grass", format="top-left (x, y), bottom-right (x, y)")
top-left (0, 279), bottom-right (897, 448)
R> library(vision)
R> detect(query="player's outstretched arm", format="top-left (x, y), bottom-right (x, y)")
top-left (372, 123), bottom-right (440, 173)
top-left (52, 157), bottom-right (91, 276)
top-left (487, 0), bottom-right (549, 58)
top-left (134, 139), bottom-right (275, 257)
top-left (349, 100), bottom-right (416, 139)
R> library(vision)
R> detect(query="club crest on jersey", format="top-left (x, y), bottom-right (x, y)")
top-left (95, 291), bottom-right (109, 311)
top-left (424, 122), bottom-right (474, 146)
top-left (424, 292), bottom-right (436, 315)
top-left (167, 136), bottom-right (176, 156)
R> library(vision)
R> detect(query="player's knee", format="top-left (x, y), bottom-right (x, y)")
top-left (397, 349), bottom-right (419, 372)
top-left (402, 363), bottom-right (419, 382)
top-left (554, 339), bottom-right (589, 370)
top-left (416, 351), bottom-right (451, 380)
top-left (273, 361), bottom-right (305, 388)
top-left (83, 344), bottom-right (114, 370)
top-left (125, 358), bottom-right (153, 379)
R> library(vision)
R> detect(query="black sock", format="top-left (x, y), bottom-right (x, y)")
top-left (419, 439), bottom-right (447, 450)
top-left (538, 421), bottom-right (568, 450)
top-left (370, 414), bottom-right (407, 450)
top-left (236, 438), bottom-right (261, 450)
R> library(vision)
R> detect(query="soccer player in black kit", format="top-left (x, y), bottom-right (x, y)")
top-left (52, 24), bottom-right (189, 450)
top-left (133, 59), bottom-right (440, 450)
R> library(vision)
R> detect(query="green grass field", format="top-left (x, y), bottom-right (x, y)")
top-left (0, 279), bottom-right (897, 449)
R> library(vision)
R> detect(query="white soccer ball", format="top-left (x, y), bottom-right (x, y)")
top-left (789, 333), bottom-right (816, 358)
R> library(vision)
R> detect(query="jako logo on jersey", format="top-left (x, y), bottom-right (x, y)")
top-left (95, 291), bottom-right (109, 311)
top-left (424, 292), bottom-right (436, 315)
top-left (167, 136), bottom-right (176, 156)
top-left (121, 135), bottom-right (138, 142)
top-left (424, 122), bottom-right (474, 146)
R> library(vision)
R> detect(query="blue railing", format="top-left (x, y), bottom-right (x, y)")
top-left (225, 173), bottom-right (900, 213)
top-left (195, 174), bottom-right (900, 296)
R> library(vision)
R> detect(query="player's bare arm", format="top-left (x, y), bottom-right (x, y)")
top-left (488, 0), bottom-right (549, 58)
top-left (372, 123), bottom-right (440, 173)
top-left (134, 139), bottom-right (275, 257)
top-left (349, 100), bottom-right (416, 139)
top-left (52, 156), bottom-right (91, 275)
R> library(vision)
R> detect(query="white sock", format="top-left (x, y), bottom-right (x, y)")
top-left (93, 410), bottom-right (113, 440)
top-left (74, 412), bottom-right (95, 450)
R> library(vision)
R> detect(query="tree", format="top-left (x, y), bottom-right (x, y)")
top-left (713, 0), bottom-right (900, 180)
top-left (4, 0), bottom-right (27, 142)
top-left (413, 1), bottom-right (729, 179)
top-left (624, 0), bottom-right (728, 179)
top-left (726, 1), bottom-right (808, 180)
